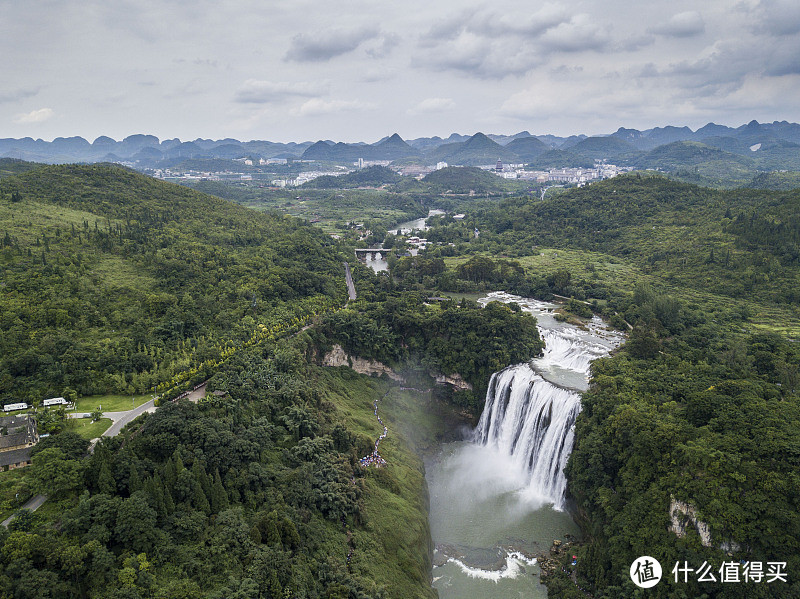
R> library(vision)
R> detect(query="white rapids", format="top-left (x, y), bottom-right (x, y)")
top-left (474, 292), bottom-right (623, 510)
top-left (429, 292), bottom-right (624, 597)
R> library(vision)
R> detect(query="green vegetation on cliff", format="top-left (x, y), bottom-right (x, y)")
top-left (312, 277), bottom-right (544, 413)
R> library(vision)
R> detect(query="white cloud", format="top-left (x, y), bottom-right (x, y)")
top-left (648, 11), bottom-right (706, 38)
top-left (408, 97), bottom-right (455, 115)
top-left (291, 99), bottom-right (374, 117)
top-left (234, 80), bottom-right (329, 104)
top-left (13, 108), bottom-right (55, 124)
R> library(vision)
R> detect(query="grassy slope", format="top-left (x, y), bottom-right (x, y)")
top-left (314, 367), bottom-right (437, 599)
top-left (70, 417), bottom-right (113, 439)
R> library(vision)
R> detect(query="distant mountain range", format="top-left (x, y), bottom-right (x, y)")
top-left (2, 120), bottom-right (799, 171)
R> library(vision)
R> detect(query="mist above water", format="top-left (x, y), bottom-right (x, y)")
top-left (428, 293), bottom-right (623, 597)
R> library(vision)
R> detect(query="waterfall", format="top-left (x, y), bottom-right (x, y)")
top-left (537, 328), bottom-right (608, 375)
top-left (474, 322), bottom-right (617, 510)
top-left (474, 364), bottom-right (581, 509)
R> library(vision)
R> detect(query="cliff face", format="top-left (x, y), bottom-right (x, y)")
top-left (669, 496), bottom-right (712, 547)
top-left (322, 344), bottom-right (404, 381)
top-left (430, 372), bottom-right (473, 391)
top-left (321, 344), bottom-right (472, 391)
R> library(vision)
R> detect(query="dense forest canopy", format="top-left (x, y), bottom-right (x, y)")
top-left (0, 164), bottom-right (347, 402)
top-left (0, 337), bottom-right (438, 599)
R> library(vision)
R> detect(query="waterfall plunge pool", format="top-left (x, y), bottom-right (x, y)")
top-left (427, 292), bottom-right (623, 598)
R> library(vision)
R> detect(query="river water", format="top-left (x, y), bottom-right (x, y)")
top-left (365, 209), bottom-right (447, 272)
top-left (388, 208), bottom-right (445, 236)
top-left (427, 292), bottom-right (623, 598)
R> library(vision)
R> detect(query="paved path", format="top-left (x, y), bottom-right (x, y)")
top-left (1, 494), bottom-right (47, 527)
top-left (185, 383), bottom-right (207, 403)
top-left (344, 262), bottom-right (357, 301)
top-left (102, 399), bottom-right (156, 437)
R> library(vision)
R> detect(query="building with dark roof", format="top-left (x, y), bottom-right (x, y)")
top-left (0, 415), bottom-right (38, 470)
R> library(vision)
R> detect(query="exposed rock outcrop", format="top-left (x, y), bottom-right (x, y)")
top-left (431, 372), bottom-right (473, 391)
top-left (322, 344), bottom-right (404, 381)
top-left (669, 496), bottom-right (712, 547)
top-left (321, 344), bottom-right (473, 392)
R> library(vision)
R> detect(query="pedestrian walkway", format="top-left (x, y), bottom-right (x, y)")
top-left (358, 391), bottom-right (390, 468)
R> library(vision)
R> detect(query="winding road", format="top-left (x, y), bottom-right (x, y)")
top-left (344, 262), bottom-right (357, 301)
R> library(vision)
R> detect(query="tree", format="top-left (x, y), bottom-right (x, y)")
top-left (30, 448), bottom-right (85, 498)
top-left (626, 326), bottom-right (660, 359)
top-left (90, 407), bottom-right (104, 422)
top-left (547, 269), bottom-right (572, 294)
top-left (31, 431), bottom-right (89, 460)
top-left (113, 492), bottom-right (158, 553)
top-left (98, 460), bottom-right (116, 495)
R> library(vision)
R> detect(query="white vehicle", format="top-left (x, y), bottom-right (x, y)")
top-left (3, 403), bottom-right (29, 412)
top-left (43, 397), bottom-right (69, 407)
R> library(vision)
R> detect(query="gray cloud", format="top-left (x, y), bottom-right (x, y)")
top-left (761, 38), bottom-right (800, 76)
top-left (418, 9), bottom-right (609, 78)
top-left (540, 15), bottom-right (611, 52)
top-left (234, 80), bottom-right (328, 104)
top-left (420, 5), bottom-right (570, 43)
top-left (2, 0), bottom-right (800, 142)
top-left (648, 11), bottom-right (706, 38)
top-left (0, 87), bottom-right (39, 103)
top-left (285, 26), bottom-right (381, 62)
top-left (365, 33), bottom-right (401, 59)
top-left (613, 34), bottom-right (656, 52)
top-left (754, 0), bottom-right (800, 36)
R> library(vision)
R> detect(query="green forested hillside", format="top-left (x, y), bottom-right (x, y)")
top-left (0, 337), bottom-right (439, 599)
top-left (301, 166), bottom-right (401, 189)
top-left (394, 166), bottom-right (533, 196)
top-left (746, 170), bottom-right (800, 190)
top-left (184, 181), bottom-right (427, 235)
top-left (0, 158), bottom-right (39, 179)
top-left (312, 284), bottom-right (544, 411)
top-left (424, 173), bottom-right (800, 307)
top-left (0, 161), bottom-right (553, 599)
top-left (0, 164), bottom-right (346, 402)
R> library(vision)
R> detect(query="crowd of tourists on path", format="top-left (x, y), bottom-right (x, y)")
top-left (359, 392), bottom-right (390, 468)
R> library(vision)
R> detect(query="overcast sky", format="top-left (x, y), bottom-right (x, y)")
top-left (2, 0), bottom-right (799, 143)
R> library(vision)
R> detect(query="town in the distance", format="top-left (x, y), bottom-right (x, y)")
top-left (3, 119), bottom-right (799, 190)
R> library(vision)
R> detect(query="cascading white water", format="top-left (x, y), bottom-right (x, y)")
top-left (474, 364), bottom-right (581, 510)
top-left (537, 328), bottom-right (608, 375)
top-left (473, 302), bottom-right (620, 511)
top-left (429, 294), bottom-right (623, 597)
